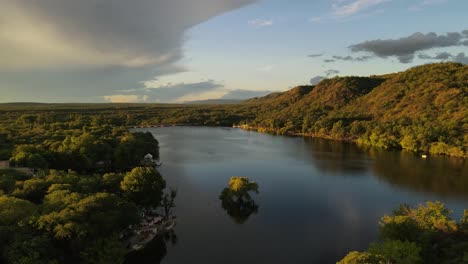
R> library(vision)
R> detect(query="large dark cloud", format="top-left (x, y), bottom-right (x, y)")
top-left (349, 31), bottom-right (468, 63)
top-left (0, 0), bottom-right (256, 102)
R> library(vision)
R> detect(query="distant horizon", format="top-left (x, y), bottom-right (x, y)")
top-left (2, 61), bottom-right (464, 104)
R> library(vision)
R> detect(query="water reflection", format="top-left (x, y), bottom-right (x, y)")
top-left (219, 177), bottom-right (260, 224)
top-left (125, 231), bottom-right (177, 264)
top-left (371, 150), bottom-right (468, 197)
top-left (138, 127), bottom-right (468, 264)
top-left (303, 137), bottom-right (371, 175)
top-left (303, 137), bottom-right (468, 197)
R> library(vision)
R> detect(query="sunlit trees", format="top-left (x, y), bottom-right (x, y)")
top-left (219, 177), bottom-right (259, 224)
top-left (338, 201), bottom-right (468, 264)
top-left (9, 144), bottom-right (48, 169)
top-left (37, 193), bottom-right (139, 240)
top-left (221, 177), bottom-right (259, 201)
top-left (337, 251), bottom-right (382, 264)
top-left (121, 167), bottom-right (166, 208)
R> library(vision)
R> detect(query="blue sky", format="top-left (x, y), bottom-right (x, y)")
top-left (0, 0), bottom-right (467, 103)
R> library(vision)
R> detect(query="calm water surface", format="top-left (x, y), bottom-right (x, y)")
top-left (131, 126), bottom-right (468, 264)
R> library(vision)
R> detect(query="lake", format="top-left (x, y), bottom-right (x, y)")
top-left (130, 126), bottom-right (468, 263)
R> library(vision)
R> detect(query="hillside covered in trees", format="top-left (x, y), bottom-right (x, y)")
top-left (241, 62), bottom-right (467, 157)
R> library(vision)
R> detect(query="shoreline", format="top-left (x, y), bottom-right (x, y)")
top-left (131, 124), bottom-right (466, 159)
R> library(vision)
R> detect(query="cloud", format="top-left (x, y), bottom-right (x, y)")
top-left (103, 95), bottom-right (142, 103)
top-left (331, 0), bottom-right (390, 17)
top-left (104, 83), bottom-right (274, 103)
top-left (257, 64), bottom-right (276, 73)
top-left (418, 52), bottom-right (452, 60)
top-left (325, 69), bottom-right (340, 76)
top-left (311, 0), bottom-right (390, 22)
top-left (310, 76), bottom-right (326, 85)
top-left (308, 53), bottom-right (324, 58)
top-left (221, 89), bottom-right (272, 99)
top-left (324, 59), bottom-right (336, 63)
top-left (418, 52), bottom-right (468, 64)
top-left (310, 69), bottom-right (341, 85)
top-left (0, 0), bottom-right (256, 102)
top-left (409, 0), bottom-right (448, 11)
top-left (349, 30), bottom-right (468, 63)
top-left (248, 19), bottom-right (274, 27)
top-left (104, 80), bottom-right (224, 103)
top-left (453, 53), bottom-right (468, 64)
top-left (331, 55), bottom-right (373, 61)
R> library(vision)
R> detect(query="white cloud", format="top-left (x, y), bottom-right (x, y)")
top-left (332, 0), bottom-right (389, 17)
top-left (103, 95), bottom-right (141, 103)
top-left (248, 19), bottom-right (274, 27)
top-left (311, 0), bottom-right (390, 22)
top-left (409, 0), bottom-right (448, 11)
top-left (257, 64), bottom-right (275, 73)
top-left (104, 80), bottom-right (225, 103)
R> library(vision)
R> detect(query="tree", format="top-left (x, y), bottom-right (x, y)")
top-left (337, 251), bottom-right (382, 264)
top-left (10, 144), bottom-right (48, 169)
top-left (121, 167), bottom-right (166, 208)
top-left (368, 240), bottom-right (422, 264)
top-left (219, 177), bottom-right (259, 224)
top-left (80, 234), bottom-right (127, 264)
top-left (222, 177), bottom-right (259, 201)
top-left (102, 172), bottom-right (125, 193)
top-left (113, 132), bottom-right (159, 170)
top-left (37, 193), bottom-right (139, 241)
top-left (161, 189), bottom-right (177, 219)
top-left (12, 178), bottom-right (50, 203)
top-left (0, 196), bottom-right (37, 251)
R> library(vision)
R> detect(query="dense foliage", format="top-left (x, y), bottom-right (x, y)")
top-left (219, 177), bottom-right (259, 224)
top-left (0, 111), bottom-right (171, 263)
top-left (0, 166), bottom-right (171, 263)
top-left (338, 202), bottom-right (468, 264)
top-left (241, 63), bottom-right (467, 157)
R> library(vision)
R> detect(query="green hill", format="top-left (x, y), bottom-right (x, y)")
top-left (241, 62), bottom-right (467, 157)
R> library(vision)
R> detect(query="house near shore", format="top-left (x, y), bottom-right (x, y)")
top-left (141, 153), bottom-right (160, 167)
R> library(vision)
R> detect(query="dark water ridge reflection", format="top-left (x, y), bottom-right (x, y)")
top-left (133, 126), bottom-right (467, 264)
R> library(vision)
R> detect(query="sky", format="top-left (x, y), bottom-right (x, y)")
top-left (0, 0), bottom-right (467, 103)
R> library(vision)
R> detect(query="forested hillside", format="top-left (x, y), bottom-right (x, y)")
top-left (242, 62), bottom-right (467, 157)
